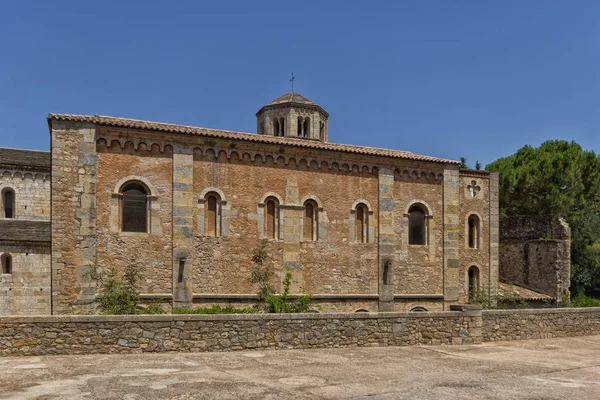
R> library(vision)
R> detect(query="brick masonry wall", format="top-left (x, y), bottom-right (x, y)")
top-left (0, 310), bottom-right (481, 356)
top-left (482, 308), bottom-right (600, 341)
top-left (47, 121), bottom-right (499, 314)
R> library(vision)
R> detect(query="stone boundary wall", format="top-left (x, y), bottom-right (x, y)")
top-left (482, 308), bottom-right (600, 342)
top-left (2, 308), bottom-right (600, 356)
top-left (0, 310), bottom-right (480, 356)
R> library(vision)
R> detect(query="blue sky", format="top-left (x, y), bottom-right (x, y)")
top-left (1, 1), bottom-right (598, 166)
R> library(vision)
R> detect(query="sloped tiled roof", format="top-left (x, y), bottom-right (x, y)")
top-left (267, 92), bottom-right (316, 106)
top-left (498, 282), bottom-right (553, 301)
top-left (48, 113), bottom-right (459, 165)
top-left (0, 148), bottom-right (50, 170)
top-left (0, 220), bottom-right (51, 243)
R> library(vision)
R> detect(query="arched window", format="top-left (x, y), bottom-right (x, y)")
top-left (408, 204), bottom-right (426, 245)
top-left (303, 200), bottom-right (318, 241)
top-left (303, 118), bottom-right (310, 138)
top-left (2, 188), bottom-right (14, 219)
top-left (273, 118), bottom-right (280, 137)
top-left (121, 183), bottom-right (148, 232)
top-left (468, 266), bottom-right (480, 300)
top-left (204, 192), bottom-right (221, 236)
top-left (468, 214), bottom-right (480, 249)
top-left (264, 197), bottom-right (279, 239)
top-left (297, 117), bottom-right (303, 137)
top-left (319, 121), bottom-right (325, 141)
top-left (1, 254), bottom-right (11, 274)
top-left (355, 203), bottom-right (368, 243)
top-left (280, 117), bottom-right (285, 136)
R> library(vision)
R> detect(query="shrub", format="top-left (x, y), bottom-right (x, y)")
top-left (570, 292), bottom-right (600, 307)
top-left (93, 264), bottom-right (144, 315)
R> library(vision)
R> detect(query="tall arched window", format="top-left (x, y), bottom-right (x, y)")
top-left (121, 183), bottom-right (148, 232)
top-left (303, 200), bottom-right (318, 241)
top-left (355, 203), bottom-right (368, 243)
top-left (205, 192), bottom-right (221, 236)
top-left (2, 188), bottom-right (14, 219)
top-left (1, 254), bottom-right (11, 274)
top-left (264, 197), bottom-right (279, 239)
top-left (468, 266), bottom-right (480, 300)
top-left (408, 204), bottom-right (426, 245)
top-left (303, 118), bottom-right (310, 138)
top-left (279, 117), bottom-right (285, 136)
top-left (468, 214), bottom-right (480, 249)
top-left (297, 117), bottom-right (303, 137)
top-left (273, 118), bottom-right (280, 136)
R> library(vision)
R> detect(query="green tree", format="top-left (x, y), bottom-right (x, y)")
top-left (486, 140), bottom-right (600, 295)
top-left (459, 157), bottom-right (468, 169)
top-left (475, 160), bottom-right (481, 170)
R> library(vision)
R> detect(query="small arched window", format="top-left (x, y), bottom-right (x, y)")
top-left (408, 204), bottom-right (426, 245)
top-left (273, 118), bottom-right (280, 137)
top-left (1, 254), bottom-right (12, 274)
top-left (264, 197), bottom-right (279, 239)
top-left (355, 203), bottom-right (368, 243)
top-left (121, 183), bottom-right (148, 232)
top-left (303, 118), bottom-right (310, 138)
top-left (280, 117), bottom-right (285, 136)
top-left (204, 192), bottom-right (221, 237)
top-left (468, 214), bottom-right (480, 249)
top-left (303, 200), bottom-right (318, 241)
top-left (297, 117), bottom-right (303, 137)
top-left (468, 266), bottom-right (480, 300)
top-left (2, 188), bottom-right (14, 219)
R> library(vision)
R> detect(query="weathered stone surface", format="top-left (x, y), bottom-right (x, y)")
top-left (0, 310), bottom-right (481, 356)
top-left (482, 308), bottom-right (600, 341)
top-left (499, 215), bottom-right (571, 300)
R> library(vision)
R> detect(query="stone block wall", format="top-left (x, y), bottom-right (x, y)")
top-left (499, 216), bottom-right (571, 300)
top-left (0, 244), bottom-right (50, 316)
top-left (0, 172), bottom-right (50, 220)
top-left (0, 310), bottom-right (481, 356)
top-left (482, 308), bottom-right (600, 341)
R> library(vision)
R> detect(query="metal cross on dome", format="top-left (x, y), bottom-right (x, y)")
top-left (468, 180), bottom-right (481, 197)
top-left (290, 73), bottom-right (296, 93)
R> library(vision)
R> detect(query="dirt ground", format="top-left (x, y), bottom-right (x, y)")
top-left (1, 335), bottom-right (600, 399)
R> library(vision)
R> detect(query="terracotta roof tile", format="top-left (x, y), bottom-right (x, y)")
top-left (498, 282), bottom-right (553, 301)
top-left (267, 92), bottom-right (315, 106)
top-left (47, 113), bottom-right (459, 165)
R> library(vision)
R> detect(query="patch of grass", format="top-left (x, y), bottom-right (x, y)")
top-left (570, 292), bottom-right (600, 307)
top-left (173, 305), bottom-right (259, 314)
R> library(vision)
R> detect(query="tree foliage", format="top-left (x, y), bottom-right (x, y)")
top-left (486, 140), bottom-right (600, 295)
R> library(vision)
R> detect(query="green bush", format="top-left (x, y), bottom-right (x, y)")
top-left (94, 264), bottom-right (144, 315)
top-left (173, 305), bottom-right (258, 314)
top-left (570, 292), bottom-right (600, 307)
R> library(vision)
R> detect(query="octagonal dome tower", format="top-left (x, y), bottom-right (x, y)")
top-left (256, 92), bottom-right (329, 142)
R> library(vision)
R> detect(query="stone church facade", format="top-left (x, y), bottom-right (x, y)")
top-left (0, 93), bottom-right (499, 315)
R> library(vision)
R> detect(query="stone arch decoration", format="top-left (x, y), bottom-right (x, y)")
top-left (355, 309), bottom-right (369, 313)
top-left (410, 306), bottom-right (428, 312)
top-left (299, 195), bottom-right (324, 210)
top-left (199, 187), bottom-right (227, 203)
top-left (114, 176), bottom-right (159, 197)
top-left (259, 192), bottom-right (284, 205)
top-left (351, 199), bottom-right (374, 212)
top-left (403, 199), bottom-right (433, 216)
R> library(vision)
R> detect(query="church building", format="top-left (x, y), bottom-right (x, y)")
top-left (0, 92), bottom-right (499, 315)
